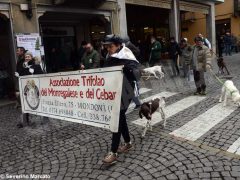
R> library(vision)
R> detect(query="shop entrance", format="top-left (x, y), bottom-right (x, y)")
top-left (126, 4), bottom-right (170, 42)
top-left (216, 18), bottom-right (231, 35)
top-left (126, 4), bottom-right (170, 62)
top-left (39, 12), bottom-right (110, 72)
top-left (0, 14), bottom-right (15, 100)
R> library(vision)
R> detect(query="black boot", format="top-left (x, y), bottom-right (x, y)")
top-left (194, 88), bottom-right (201, 95)
top-left (201, 85), bottom-right (206, 95)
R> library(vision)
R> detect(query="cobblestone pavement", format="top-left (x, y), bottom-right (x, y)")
top-left (1, 54), bottom-right (240, 179)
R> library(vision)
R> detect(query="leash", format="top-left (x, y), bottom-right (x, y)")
top-left (208, 68), bottom-right (224, 85)
top-left (208, 66), bottom-right (237, 95)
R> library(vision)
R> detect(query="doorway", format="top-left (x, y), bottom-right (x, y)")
top-left (0, 14), bottom-right (15, 100)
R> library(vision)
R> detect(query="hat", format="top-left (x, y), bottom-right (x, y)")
top-left (102, 34), bottom-right (123, 45)
top-left (25, 51), bottom-right (33, 57)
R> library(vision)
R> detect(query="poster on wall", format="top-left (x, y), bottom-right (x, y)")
top-left (16, 33), bottom-right (45, 69)
top-left (18, 66), bottom-right (123, 132)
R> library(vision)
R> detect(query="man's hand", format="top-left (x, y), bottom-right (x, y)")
top-left (15, 72), bottom-right (19, 78)
top-left (80, 64), bottom-right (85, 70)
top-left (206, 63), bottom-right (212, 70)
top-left (29, 68), bottom-right (34, 74)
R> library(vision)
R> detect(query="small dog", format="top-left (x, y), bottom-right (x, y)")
top-left (139, 96), bottom-right (166, 137)
top-left (142, 65), bottom-right (164, 80)
top-left (219, 80), bottom-right (240, 107)
top-left (217, 57), bottom-right (230, 75)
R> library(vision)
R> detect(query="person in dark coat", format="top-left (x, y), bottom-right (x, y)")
top-left (224, 32), bottom-right (232, 56)
top-left (102, 34), bottom-right (139, 164)
top-left (77, 41), bottom-right (87, 68)
top-left (16, 51), bottom-right (43, 128)
top-left (217, 35), bottom-right (225, 57)
top-left (149, 36), bottom-right (162, 67)
top-left (167, 37), bottom-right (181, 76)
top-left (16, 47), bottom-right (26, 77)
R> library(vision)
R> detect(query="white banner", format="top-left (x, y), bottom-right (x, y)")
top-left (19, 66), bottom-right (123, 132)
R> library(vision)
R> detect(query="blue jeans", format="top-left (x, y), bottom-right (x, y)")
top-left (225, 44), bottom-right (232, 56)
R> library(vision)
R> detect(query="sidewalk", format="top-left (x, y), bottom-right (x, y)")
top-left (0, 54), bottom-right (240, 179)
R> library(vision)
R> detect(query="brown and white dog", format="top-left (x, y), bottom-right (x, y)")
top-left (217, 57), bottom-right (230, 75)
top-left (139, 96), bottom-right (166, 137)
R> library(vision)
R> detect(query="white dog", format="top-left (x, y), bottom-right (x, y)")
top-left (219, 80), bottom-right (240, 107)
top-left (142, 65), bottom-right (164, 80)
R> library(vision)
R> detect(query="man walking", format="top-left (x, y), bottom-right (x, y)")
top-left (168, 37), bottom-right (181, 76)
top-left (179, 38), bottom-right (193, 78)
top-left (198, 33), bottom-right (212, 49)
top-left (149, 36), bottom-right (161, 67)
top-left (224, 32), bottom-right (232, 56)
top-left (81, 43), bottom-right (100, 69)
top-left (191, 37), bottom-right (212, 95)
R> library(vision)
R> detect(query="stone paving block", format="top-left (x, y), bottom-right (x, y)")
top-left (230, 171), bottom-right (240, 177)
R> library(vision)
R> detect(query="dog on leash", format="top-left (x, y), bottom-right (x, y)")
top-left (142, 65), bottom-right (164, 80)
top-left (219, 80), bottom-right (240, 107)
top-left (217, 57), bottom-right (230, 75)
top-left (139, 96), bottom-right (166, 137)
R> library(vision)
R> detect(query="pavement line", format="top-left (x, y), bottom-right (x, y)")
top-left (139, 88), bottom-right (152, 95)
top-left (227, 137), bottom-right (240, 155)
top-left (133, 95), bottom-right (206, 126)
top-left (170, 103), bottom-right (237, 141)
top-left (127, 91), bottom-right (177, 114)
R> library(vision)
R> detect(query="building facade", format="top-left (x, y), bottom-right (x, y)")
top-left (181, 0), bottom-right (240, 44)
top-left (0, 0), bottom-right (223, 96)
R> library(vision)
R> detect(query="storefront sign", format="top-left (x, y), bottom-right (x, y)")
top-left (18, 66), bottom-right (123, 132)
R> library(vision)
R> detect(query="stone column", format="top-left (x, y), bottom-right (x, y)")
top-left (117, 0), bottom-right (128, 38)
top-left (169, 0), bottom-right (180, 42)
top-left (206, 2), bottom-right (216, 52)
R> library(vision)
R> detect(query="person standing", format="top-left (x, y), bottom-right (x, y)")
top-left (231, 34), bottom-right (238, 53)
top-left (16, 51), bottom-right (43, 128)
top-left (198, 33), bottom-right (212, 49)
top-left (81, 43), bottom-right (100, 70)
top-left (77, 41), bottom-right (87, 68)
top-left (149, 36), bottom-right (161, 67)
top-left (179, 38), bottom-right (193, 78)
top-left (168, 37), bottom-right (181, 76)
top-left (224, 32), bottom-right (232, 56)
top-left (123, 36), bottom-right (141, 109)
top-left (217, 35), bottom-right (225, 57)
top-left (191, 37), bottom-right (212, 95)
top-left (101, 34), bottom-right (139, 164)
top-left (16, 47), bottom-right (26, 74)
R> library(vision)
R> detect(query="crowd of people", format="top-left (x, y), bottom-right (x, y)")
top-left (217, 32), bottom-right (240, 57)
top-left (14, 32), bottom-right (214, 163)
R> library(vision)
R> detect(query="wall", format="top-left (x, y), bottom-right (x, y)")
top-left (181, 12), bottom-right (207, 44)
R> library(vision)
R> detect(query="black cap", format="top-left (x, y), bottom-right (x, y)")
top-left (102, 34), bottom-right (123, 45)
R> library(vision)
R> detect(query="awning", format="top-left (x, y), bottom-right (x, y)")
top-left (0, 3), bottom-right (10, 19)
top-left (125, 0), bottom-right (211, 14)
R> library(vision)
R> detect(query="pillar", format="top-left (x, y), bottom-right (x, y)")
top-left (169, 0), bottom-right (180, 42)
top-left (117, 0), bottom-right (128, 38)
top-left (206, 2), bottom-right (216, 52)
